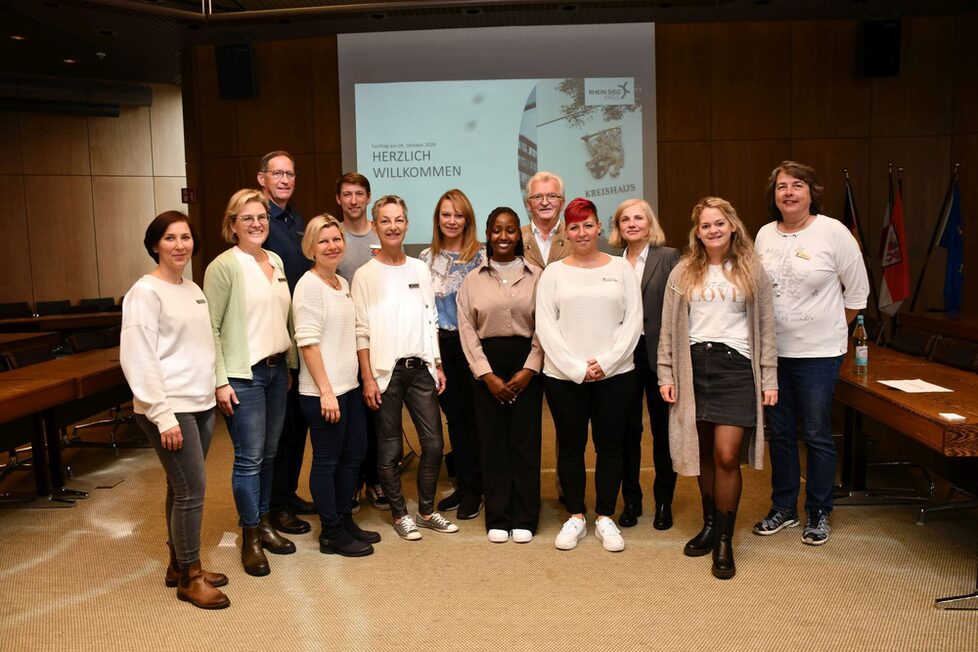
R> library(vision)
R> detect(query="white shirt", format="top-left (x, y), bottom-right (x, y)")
top-left (233, 247), bottom-right (292, 364)
top-left (120, 274), bottom-right (216, 432)
top-left (688, 263), bottom-right (751, 360)
top-left (531, 221), bottom-right (560, 264)
top-left (535, 256), bottom-right (643, 383)
top-left (292, 271), bottom-right (360, 397)
top-left (755, 215), bottom-right (869, 357)
top-left (624, 245), bottom-right (648, 335)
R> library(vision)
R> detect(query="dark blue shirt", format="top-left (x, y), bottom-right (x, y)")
top-left (265, 201), bottom-right (307, 293)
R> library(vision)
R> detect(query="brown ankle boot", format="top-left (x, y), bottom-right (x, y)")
top-left (258, 513), bottom-right (296, 554)
top-left (165, 542), bottom-right (228, 588)
top-left (176, 561), bottom-right (230, 609)
top-left (241, 525), bottom-right (270, 576)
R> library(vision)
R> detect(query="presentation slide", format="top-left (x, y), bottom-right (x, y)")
top-left (339, 25), bottom-right (655, 246)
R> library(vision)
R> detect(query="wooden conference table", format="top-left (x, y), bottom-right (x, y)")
top-left (0, 313), bottom-right (121, 333)
top-left (0, 331), bottom-right (61, 351)
top-left (834, 343), bottom-right (978, 609)
top-left (1, 347), bottom-right (129, 503)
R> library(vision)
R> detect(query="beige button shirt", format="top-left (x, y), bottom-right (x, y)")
top-left (456, 257), bottom-right (544, 379)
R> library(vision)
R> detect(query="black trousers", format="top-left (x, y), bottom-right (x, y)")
top-left (438, 331), bottom-right (481, 499)
top-left (270, 369), bottom-right (309, 512)
top-left (621, 336), bottom-right (677, 508)
top-left (544, 371), bottom-right (635, 517)
top-left (472, 337), bottom-right (542, 533)
top-left (356, 385), bottom-right (380, 489)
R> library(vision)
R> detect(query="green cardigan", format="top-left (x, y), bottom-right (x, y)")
top-left (203, 247), bottom-right (298, 386)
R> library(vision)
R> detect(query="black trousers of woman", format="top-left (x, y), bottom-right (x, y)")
top-left (622, 335), bottom-right (677, 510)
top-left (472, 337), bottom-right (543, 533)
top-left (438, 331), bottom-right (481, 505)
top-left (544, 371), bottom-right (636, 517)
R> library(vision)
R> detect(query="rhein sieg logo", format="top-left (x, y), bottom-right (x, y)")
top-left (584, 78), bottom-right (635, 106)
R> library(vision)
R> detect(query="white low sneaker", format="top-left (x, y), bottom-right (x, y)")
top-left (512, 529), bottom-right (533, 544)
top-left (594, 516), bottom-right (625, 552)
top-left (488, 529), bottom-right (509, 543)
top-left (554, 516), bottom-right (587, 550)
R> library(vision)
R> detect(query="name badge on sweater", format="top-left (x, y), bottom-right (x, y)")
top-left (602, 277), bottom-right (619, 283)
top-left (196, 299), bottom-right (206, 304)
top-left (409, 283), bottom-right (420, 289)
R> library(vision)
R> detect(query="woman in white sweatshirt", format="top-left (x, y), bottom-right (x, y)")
top-left (120, 211), bottom-right (229, 610)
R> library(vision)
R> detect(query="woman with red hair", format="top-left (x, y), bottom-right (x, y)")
top-left (535, 197), bottom-right (642, 553)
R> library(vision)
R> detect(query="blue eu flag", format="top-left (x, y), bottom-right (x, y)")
top-left (939, 183), bottom-right (963, 315)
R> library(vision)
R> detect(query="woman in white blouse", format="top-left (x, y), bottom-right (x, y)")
top-left (203, 189), bottom-right (296, 577)
top-left (293, 214), bottom-right (378, 557)
top-left (121, 211), bottom-right (229, 609)
top-left (535, 197), bottom-right (642, 553)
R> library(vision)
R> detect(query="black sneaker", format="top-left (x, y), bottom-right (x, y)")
top-left (437, 489), bottom-right (462, 512)
top-left (802, 509), bottom-right (831, 546)
top-left (752, 507), bottom-right (799, 535)
top-left (457, 495), bottom-right (483, 520)
top-left (368, 484), bottom-right (390, 511)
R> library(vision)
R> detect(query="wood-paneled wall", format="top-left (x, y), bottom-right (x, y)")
top-left (183, 15), bottom-right (976, 313)
top-left (0, 83), bottom-right (188, 305)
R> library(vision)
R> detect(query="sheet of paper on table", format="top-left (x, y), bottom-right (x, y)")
top-left (877, 379), bottom-right (953, 393)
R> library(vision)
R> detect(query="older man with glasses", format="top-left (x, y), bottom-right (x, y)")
top-left (521, 171), bottom-right (569, 269)
top-left (256, 150), bottom-right (317, 537)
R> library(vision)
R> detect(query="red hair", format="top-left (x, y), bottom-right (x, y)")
top-left (563, 197), bottom-right (597, 225)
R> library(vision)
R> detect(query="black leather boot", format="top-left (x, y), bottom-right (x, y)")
top-left (712, 509), bottom-right (736, 579)
top-left (683, 493), bottom-right (715, 557)
top-left (258, 513), bottom-right (296, 554)
top-left (320, 525), bottom-right (374, 557)
top-left (343, 514), bottom-right (381, 544)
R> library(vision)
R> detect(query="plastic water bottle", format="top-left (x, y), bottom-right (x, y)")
top-left (853, 315), bottom-right (868, 376)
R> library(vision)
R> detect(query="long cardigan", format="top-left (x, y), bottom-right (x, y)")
top-left (656, 258), bottom-right (778, 476)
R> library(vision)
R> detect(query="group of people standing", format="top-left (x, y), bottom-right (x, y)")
top-left (118, 155), bottom-right (869, 610)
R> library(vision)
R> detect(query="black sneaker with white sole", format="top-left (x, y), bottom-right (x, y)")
top-left (752, 508), bottom-right (799, 535)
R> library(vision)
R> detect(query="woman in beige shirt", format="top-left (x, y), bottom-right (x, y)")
top-left (457, 207), bottom-right (544, 544)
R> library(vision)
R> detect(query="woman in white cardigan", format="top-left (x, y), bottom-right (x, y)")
top-left (120, 211), bottom-right (229, 609)
top-left (535, 197), bottom-right (642, 553)
top-left (658, 197), bottom-right (778, 579)
top-left (293, 214), bottom-right (378, 557)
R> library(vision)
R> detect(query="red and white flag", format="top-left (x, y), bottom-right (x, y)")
top-left (878, 173), bottom-right (910, 316)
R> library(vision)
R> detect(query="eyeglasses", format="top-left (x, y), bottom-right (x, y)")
top-left (528, 193), bottom-right (563, 204)
top-left (376, 218), bottom-right (407, 227)
top-left (265, 170), bottom-right (296, 180)
top-left (235, 214), bottom-right (269, 225)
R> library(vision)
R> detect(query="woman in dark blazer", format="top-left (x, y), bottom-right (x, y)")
top-left (609, 199), bottom-right (680, 530)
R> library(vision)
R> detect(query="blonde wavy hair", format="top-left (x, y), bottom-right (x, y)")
top-left (220, 189), bottom-right (269, 244)
top-left (608, 198), bottom-right (667, 249)
top-left (677, 196), bottom-right (759, 300)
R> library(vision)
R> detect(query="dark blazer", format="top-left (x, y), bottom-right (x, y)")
top-left (639, 245), bottom-right (681, 367)
top-left (521, 221), bottom-right (570, 269)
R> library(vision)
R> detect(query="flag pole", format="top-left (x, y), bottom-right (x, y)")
top-left (844, 168), bottom-right (881, 320)
top-left (909, 161), bottom-right (960, 313)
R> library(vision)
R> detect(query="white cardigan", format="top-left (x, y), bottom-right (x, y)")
top-left (351, 257), bottom-right (441, 393)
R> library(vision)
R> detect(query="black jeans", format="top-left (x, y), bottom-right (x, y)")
top-left (622, 336), bottom-right (676, 508)
top-left (374, 362), bottom-right (444, 519)
top-left (438, 331), bottom-right (481, 500)
top-left (135, 409), bottom-right (215, 568)
top-left (472, 337), bottom-right (542, 533)
top-left (270, 369), bottom-right (309, 512)
top-left (544, 371), bottom-right (636, 517)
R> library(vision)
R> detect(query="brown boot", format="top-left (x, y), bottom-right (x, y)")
top-left (165, 542), bottom-right (228, 588)
top-left (176, 561), bottom-right (230, 609)
top-left (258, 513), bottom-right (296, 554)
top-left (241, 525), bottom-right (270, 576)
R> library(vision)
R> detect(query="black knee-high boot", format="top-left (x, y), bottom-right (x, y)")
top-left (712, 509), bottom-right (736, 579)
top-left (684, 493), bottom-right (715, 557)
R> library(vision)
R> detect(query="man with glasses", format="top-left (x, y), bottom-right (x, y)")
top-left (256, 150), bottom-right (316, 536)
top-left (522, 171), bottom-right (570, 269)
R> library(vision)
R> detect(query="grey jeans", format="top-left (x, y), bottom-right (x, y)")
top-left (136, 409), bottom-right (215, 568)
top-left (374, 364), bottom-right (444, 519)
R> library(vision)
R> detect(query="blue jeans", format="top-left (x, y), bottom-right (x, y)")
top-left (300, 389), bottom-right (367, 528)
top-left (225, 361), bottom-right (288, 527)
top-left (765, 355), bottom-right (843, 514)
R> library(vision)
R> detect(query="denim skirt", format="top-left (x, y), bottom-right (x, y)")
top-left (691, 341), bottom-right (756, 427)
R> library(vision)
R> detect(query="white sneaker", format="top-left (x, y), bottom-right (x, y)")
top-left (512, 529), bottom-right (533, 544)
top-left (594, 516), bottom-right (625, 552)
top-left (487, 529), bottom-right (509, 543)
top-left (554, 516), bottom-right (587, 550)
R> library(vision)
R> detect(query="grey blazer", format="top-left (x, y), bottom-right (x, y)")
top-left (639, 245), bottom-right (681, 368)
